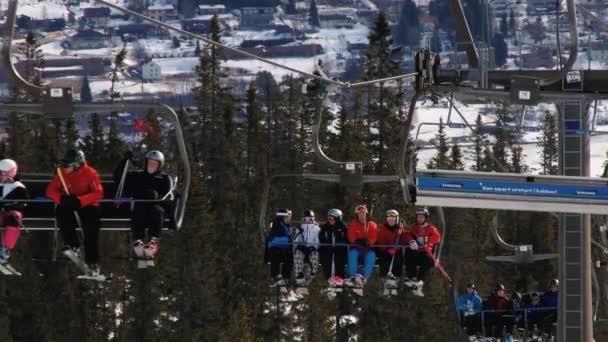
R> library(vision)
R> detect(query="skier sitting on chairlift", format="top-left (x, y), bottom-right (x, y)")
top-left (344, 204), bottom-right (378, 288)
top-left (404, 207), bottom-right (441, 297)
top-left (293, 210), bottom-right (321, 286)
top-left (0, 159), bottom-right (29, 265)
top-left (265, 208), bottom-right (293, 286)
top-left (376, 209), bottom-right (407, 289)
top-left (114, 150), bottom-right (173, 263)
top-left (319, 208), bottom-right (348, 287)
top-left (46, 149), bottom-right (104, 277)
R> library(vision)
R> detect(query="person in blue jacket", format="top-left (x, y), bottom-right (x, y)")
top-left (265, 208), bottom-right (293, 286)
top-left (539, 279), bottom-right (558, 333)
top-left (457, 282), bottom-right (483, 335)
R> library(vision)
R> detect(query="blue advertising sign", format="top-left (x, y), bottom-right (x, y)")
top-left (417, 177), bottom-right (608, 201)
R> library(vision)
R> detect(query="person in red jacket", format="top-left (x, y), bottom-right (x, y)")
top-left (46, 149), bottom-right (104, 276)
top-left (344, 204), bottom-right (378, 288)
top-left (376, 209), bottom-right (407, 288)
top-left (404, 207), bottom-right (441, 296)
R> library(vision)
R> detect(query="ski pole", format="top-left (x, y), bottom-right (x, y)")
top-left (114, 158), bottom-right (129, 207)
top-left (426, 249), bottom-right (452, 283)
top-left (387, 227), bottom-right (402, 277)
top-left (56, 167), bottom-right (84, 229)
top-left (330, 234), bottom-right (335, 282)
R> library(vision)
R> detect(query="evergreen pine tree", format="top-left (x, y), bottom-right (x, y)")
top-left (540, 113), bottom-right (559, 175)
top-left (472, 114), bottom-right (485, 171)
top-left (105, 114), bottom-right (127, 171)
top-left (308, 0), bottom-right (320, 27)
top-left (511, 144), bottom-right (525, 173)
top-left (109, 42), bottom-right (128, 101)
top-left (431, 26), bottom-right (441, 53)
top-left (509, 9), bottom-right (516, 32)
top-left (450, 143), bottom-right (465, 170)
top-left (492, 33), bottom-right (508, 67)
top-left (83, 113), bottom-right (105, 166)
top-left (286, 0), bottom-right (296, 14)
top-left (194, 40), bottom-right (201, 56)
top-left (395, 0), bottom-right (420, 46)
top-left (500, 12), bottom-right (508, 36)
top-left (427, 118), bottom-right (450, 169)
top-left (365, 11), bottom-right (401, 174)
top-left (81, 75), bottom-right (93, 103)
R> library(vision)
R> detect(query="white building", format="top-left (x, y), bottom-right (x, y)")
top-left (142, 61), bottom-right (162, 81)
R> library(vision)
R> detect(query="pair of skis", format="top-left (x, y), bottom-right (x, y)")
top-left (63, 249), bottom-right (110, 281)
top-left (133, 243), bottom-right (156, 269)
top-left (0, 262), bottom-right (21, 276)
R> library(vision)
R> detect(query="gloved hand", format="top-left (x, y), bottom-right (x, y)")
top-left (409, 240), bottom-right (419, 251)
top-left (355, 239), bottom-right (369, 248)
top-left (141, 189), bottom-right (159, 200)
top-left (123, 150), bottom-right (134, 161)
top-left (4, 212), bottom-right (22, 227)
top-left (387, 247), bottom-right (397, 256)
top-left (416, 236), bottom-right (426, 246)
top-left (61, 195), bottom-right (81, 210)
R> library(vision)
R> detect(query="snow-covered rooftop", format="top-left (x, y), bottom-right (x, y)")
top-left (147, 5), bottom-right (174, 11)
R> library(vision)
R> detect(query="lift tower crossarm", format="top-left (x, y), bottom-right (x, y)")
top-left (415, 169), bottom-right (608, 215)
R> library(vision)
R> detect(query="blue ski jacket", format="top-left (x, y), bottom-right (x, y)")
top-left (540, 290), bottom-right (558, 308)
top-left (458, 290), bottom-right (483, 314)
top-left (267, 220), bottom-right (292, 249)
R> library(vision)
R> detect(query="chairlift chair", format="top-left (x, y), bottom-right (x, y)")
top-left (0, 0), bottom-right (190, 259)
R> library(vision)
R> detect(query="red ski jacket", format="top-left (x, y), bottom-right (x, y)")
top-left (376, 223), bottom-right (407, 252)
top-left (405, 222), bottom-right (441, 254)
top-left (347, 219), bottom-right (378, 247)
top-left (46, 163), bottom-right (104, 207)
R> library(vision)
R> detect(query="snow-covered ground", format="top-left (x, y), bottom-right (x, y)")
top-left (414, 99), bottom-right (608, 177)
top-left (1, 0), bottom-right (68, 20)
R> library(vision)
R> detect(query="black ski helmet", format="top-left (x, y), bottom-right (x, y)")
top-left (466, 282), bottom-right (476, 289)
top-left (145, 150), bottom-right (165, 171)
top-left (495, 284), bottom-right (505, 292)
top-left (327, 208), bottom-right (343, 220)
top-left (303, 210), bottom-right (315, 218)
top-left (415, 207), bottom-right (429, 218)
top-left (549, 279), bottom-right (559, 288)
top-left (61, 149), bottom-right (85, 167)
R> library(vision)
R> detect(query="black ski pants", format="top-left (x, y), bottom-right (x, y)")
top-left (404, 249), bottom-right (434, 281)
top-left (131, 203), bottom-right (165, 241)
top-left (319, 246), bottom-right (347, 279)
top-left (460, 312), bottom-right (481, 335)
top-left (378, 250), bottom-right (403, 277)
top-left (56, 204), bottom-right (101, 264)
top-left (268, 247), bottom-right (292, 279)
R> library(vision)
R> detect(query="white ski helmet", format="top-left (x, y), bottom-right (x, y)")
top-left (0, 159), bottom-right (18, 178)
top-left (145, 150), bottom-right (165, 171)
top-left (327, 208), bottom-right (343, 220)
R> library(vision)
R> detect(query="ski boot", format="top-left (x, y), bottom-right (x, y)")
top-left (295, 273), bottom-right (307, 286)
top-left (143, 238), bottom-right (158, 267)
top-left (344, 277), bottom-right (357, 287)
top-left (0, 247), bottom-right (10, 264)
top-left (404, 277), bottom-right (418, 288)
top-left (87, 264), bottom-right (101, 277)
top-left (412, 280), bottom-right (424, 297)
top-left (272, 275), bottom-right (287, 287)
top-left (384, 274), bottom-right (398, 289)
top-left (354, 274), bottom-right (366, 288)
top-left (328, 275), bottom-right (344, 287)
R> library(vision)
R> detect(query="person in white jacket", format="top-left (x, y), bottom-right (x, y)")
top-left (293, 210), bottom-right (321, 285)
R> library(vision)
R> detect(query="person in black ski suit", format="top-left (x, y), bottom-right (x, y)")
top-left (319, 208), bottom-right (348, 285)
top-left (114, 150), bottom-right (173, 258)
